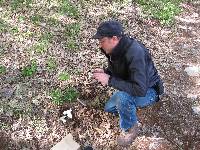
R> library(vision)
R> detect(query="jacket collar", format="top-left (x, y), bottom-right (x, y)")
top-left (110, 36), bottom-right (133, 60)
top-left (100, 36), bottom-right (133, 60)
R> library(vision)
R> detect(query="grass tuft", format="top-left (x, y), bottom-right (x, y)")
top-left (21, 60), bottom-right (37, 77)
top-left (50, 87), bottom-right (78, 105)
top-left (136, 0), bottom-right (182, 25)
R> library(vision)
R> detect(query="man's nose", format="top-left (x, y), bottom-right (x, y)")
top-left (99, 43), bottom-right (102, 48)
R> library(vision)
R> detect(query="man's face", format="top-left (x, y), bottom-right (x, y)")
top-left (98, 36), bottom-right (119, 54)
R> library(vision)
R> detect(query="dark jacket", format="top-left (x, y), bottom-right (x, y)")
top-left (102, 36), bottom-right (164, 97)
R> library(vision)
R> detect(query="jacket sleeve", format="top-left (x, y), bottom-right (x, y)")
top-left (108, 47), bottom-right (148, 97)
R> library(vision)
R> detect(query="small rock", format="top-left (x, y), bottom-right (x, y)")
top-left (63, 108), bottom-right (72, 119)
top-left (32, 99), bottom-right (40, 106)
top-left (174, 63), bottom-right (182, 71)
top-left (187, 94), bottom-right (198, 99)
top-left (192, 106), bottom-right (200, 115)
top-left (192, 13), bottom-right (199, 18)
top-left (60, 116), bottom-right (67, 123)
top-left (184, 66), bottom-right (200, 76)
top-left (0, 87), bottom-right (14, 99)
top-left (51, 134), bottom-right (80, 150)
top-left (40, 22), bottom-right (46, 27)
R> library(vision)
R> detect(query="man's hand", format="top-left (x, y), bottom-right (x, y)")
top-left (93, 68), bottom-right (104, 73)
top-left (93, 72), bottom-right (110, 86)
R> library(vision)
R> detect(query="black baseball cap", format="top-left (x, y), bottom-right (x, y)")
top-left (92, 20), bottom-right (124, 39)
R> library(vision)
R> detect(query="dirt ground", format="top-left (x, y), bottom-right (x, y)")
top-left (0, 0), bottom-right (200, 150)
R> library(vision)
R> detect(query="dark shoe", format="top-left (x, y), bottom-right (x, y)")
top-left (117, 123), bottom-right (139, 146)
top-left (83, 146), bottom-right (93, 150)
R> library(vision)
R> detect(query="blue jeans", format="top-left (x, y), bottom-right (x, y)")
top-left (104, 88), bottom-right (158, 131)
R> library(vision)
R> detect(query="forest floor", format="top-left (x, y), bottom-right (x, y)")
top-left (0, 0), bottom-right (200, 150)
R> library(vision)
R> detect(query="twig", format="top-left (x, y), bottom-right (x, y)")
top-left (77, 98), bottom-right (87, 106)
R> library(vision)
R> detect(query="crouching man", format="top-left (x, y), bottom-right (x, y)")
top-left (92, 20), bottom-right (164, 146)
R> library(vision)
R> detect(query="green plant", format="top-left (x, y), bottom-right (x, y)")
top-left (136, 0), bottom-right (182, 25)
top-left (10, 0), bottom-right (32, 10)
top-left (21, 60), bottom-right (37, 77)
top-left (47, 17), bottom-right (60, 26)
top-left (0, 46), bottom-right (4, 55)
top-left (64, 23), bottom-right (80, 50)
top-left (58, 72), bottom-right (70, 81)
top-left (18, 15), bottom-right (26, 22)
top-left (11, 0), bottom-right (24, 10)
top-left (46, 57), bottom-right (57, 70)
top-left (63, 87), bottom-right (79, 102)
top-left (66, 38), bottom-right (78, 50)
top-left (25, 0), bottom-right (32, 6)
top-left (30, 14), bottom-right (44, 25)
top-left (29, 32), bottom-right (52, 54)
top-left (50, 87), bottom-right (78, 105)
top-left (40, 32), bottom-right (53, 43)
top-left (0, 122), bottom-right (10, 130)
top-left (59, 0), bottom-right (79, 18)
top-left (31, 32), bottom-right (52, 54)
top-left (10, 27), bottom-right (19, 34)
top-left (33, 41), bottom-right (48, 53)
top-left (13, 108), bottom-right (24, 118)
top-left (0, 19), bottom-right (7, 32)
top-left (156, 1), bottom-right (181, 25)
top-left (51, 88), bottom-right (63, 105)
top-left (64, 23), bottom-right (80, 37)
top-left (0, 65), bottom-right (6, 74)
top-left (0, 0), bottom-right (5, 6)
top-left (23, 30), bottom-right (34, 38)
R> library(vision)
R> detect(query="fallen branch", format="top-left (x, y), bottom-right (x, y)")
top-left (77, 98), bottom-right (87, 106)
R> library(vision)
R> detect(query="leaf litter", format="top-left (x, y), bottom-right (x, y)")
top-left (0, 0), bottom-right (200, 149)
